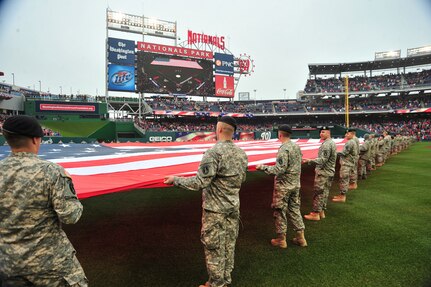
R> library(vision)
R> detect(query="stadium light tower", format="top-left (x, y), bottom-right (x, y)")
top-left (283, 88), bottom-right (286, 100)
top-left (254, 89), bottom-right (257, 105)
top-left (12, 73), bottom-right (15, 85)
top-left (38, 80), bottom-right (41, 92)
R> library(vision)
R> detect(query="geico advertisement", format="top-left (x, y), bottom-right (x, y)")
top-left (148, 135), bottom-right (174, 142)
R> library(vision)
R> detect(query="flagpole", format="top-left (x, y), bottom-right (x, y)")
top-left (345, 76), bottom-right (349, 128)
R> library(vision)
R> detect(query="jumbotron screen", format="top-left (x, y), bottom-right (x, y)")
top-left (136, 51), bottom-right (214, 96)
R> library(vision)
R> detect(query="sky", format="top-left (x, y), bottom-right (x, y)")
top-left (0, 0), bottom-right (430, 101)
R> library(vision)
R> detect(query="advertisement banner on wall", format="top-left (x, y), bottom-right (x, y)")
top-left (214, 53), bottom-right (234, 75)
top-left (35, 101), bottom-right (99, 114)
top-left (145, 132), bottom-right (176, 142)
top-left (108, 38), bottom-right (136, 65)
top-left (215, 75), bottom-right (234, 97)
top-left (108, 64), bottom-right (135, 92)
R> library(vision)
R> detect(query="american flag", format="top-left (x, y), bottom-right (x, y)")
top-left (0, 139), bottom-right (348, 199)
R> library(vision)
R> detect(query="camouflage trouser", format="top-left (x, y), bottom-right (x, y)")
top-left (376, 152), bottom-right (383, 165)
top-left (385, 148), bottom-right (392, 161)
top-left (0, 255), bottom-right (88, 287)
top-left (339, 164), bottom-right (352, 194)
top-left (370, 154), bottom-right (376, 169)
top-left (358, 159), bottom-right (367, 177)
top-left (349, 159), bottom-right (358, 184)
top-left (272, 187), bottom-right (305, 234)
top-left (312, 173), bottom-right (334, 212)
top-left (201, 209), bottom-right (239, 287)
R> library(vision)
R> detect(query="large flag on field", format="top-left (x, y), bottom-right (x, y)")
top-left (0, 139), bottom-right (347, 199)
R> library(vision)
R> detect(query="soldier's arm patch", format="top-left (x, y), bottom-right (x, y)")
top-left (59, 168), bottom-right (77, 196)
top-left (202, 164), bottom-right (210, 175)
top-left (198, 159), bottom-right (216, 178)
top-left (277, 156), bottom-right (284, 165)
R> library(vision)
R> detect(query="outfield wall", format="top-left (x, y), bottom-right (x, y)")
top-left (1, 124), bottom-right (375, 145)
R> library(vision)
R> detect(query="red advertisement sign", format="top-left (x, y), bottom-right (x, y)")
top-left (137, 42), bottom-right (213, 59)
top-left (215, 75), bottom-right (234, 98)
top-left (239, 58), bottom-right (250, 74)
top-left (187, 30), bottom-right (225, 50)
top-left (40, 104), bottom-right (96, 112)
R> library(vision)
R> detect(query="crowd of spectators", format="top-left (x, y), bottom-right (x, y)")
top-left (135, 117), bottom-right (273, 132)
top-left (0, 114), bottom-right (10, 132)
top-left (304, 69), bottom-right (431, 94)
top-left (24, 93), bottom-right (100, 102)
top-left (135, 115), bottom-right (431, 140)
top-left (403, 69), bottom-right (431, 88)
top-left (352, 118), bottom-right (431, 140)
top-left (144, 91), bottom-right (431, 116)
top-left (146, 97), bottom-right (276, 114)
top-left (42, 128), bottom-right (61, 137)
top-left (305, 94), bottom-right (431, 113)
top-left (0, 92), bottom-right (12, 100)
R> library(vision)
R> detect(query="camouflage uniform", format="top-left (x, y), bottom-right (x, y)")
top-left (174, 140), bottom-right (248, 287)
top-left (358, 136), bottom-right (371, 179)
top-left (383, 134), bottom-right (392, 161)
top-left (376, 138), bottom-right (384, 165)
top-left (338, 139), bottom-right (357, 195)
top-left (350, 136), bottom-right (360, 184)
top-left (259, 140), bottom-right (305, 235)
top-left (369, 135), bottom-right (377, 169)
top-left (308, 138), bottom-right (336, 212)
top-left (0, 152), bottom-right (88, 287)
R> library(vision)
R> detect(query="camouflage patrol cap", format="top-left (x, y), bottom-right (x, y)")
top-left (218, 116), bottom-right (237, 131)
top-left (278, 125), bottom-right (292, 134)
top-left (2, 115), bottom-right (44, 138)
top-left (364, 133), bottom-right (370, 140)
top-left (345, 127), bottom-right (356, 133)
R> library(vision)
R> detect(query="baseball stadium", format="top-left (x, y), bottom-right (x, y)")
top-left (1, 2), bottom-right (431, 287)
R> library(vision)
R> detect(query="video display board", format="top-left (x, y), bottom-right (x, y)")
top-left (136, 51), bottom-right (214, 97)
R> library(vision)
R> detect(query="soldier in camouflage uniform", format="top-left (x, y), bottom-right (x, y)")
top-left (333, 128), bottom-right (358, 203)
top-left (358, 133), bottom-right (371, 180)
top-left (164, 116), bottom-right (248, 287)
top-left (0, 115), bottom-right (88, 287)
top-left (256, 125), bottom-right (307, 248)
top-left (382, 131), bottom-right (392, 163)
top-left (376, 135), bottom-right (385, 167)
top-left (349, 129), bottom-right (360, 190)
top-left (368, 133), bottom-right (377, 171)
top-left (303, 127), bottom-right (337, 221)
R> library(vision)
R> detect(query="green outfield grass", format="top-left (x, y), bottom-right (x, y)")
top-left (41, 120), bottom-right (109, 137)
top-left (64, 142), bottom-right (431, 287)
